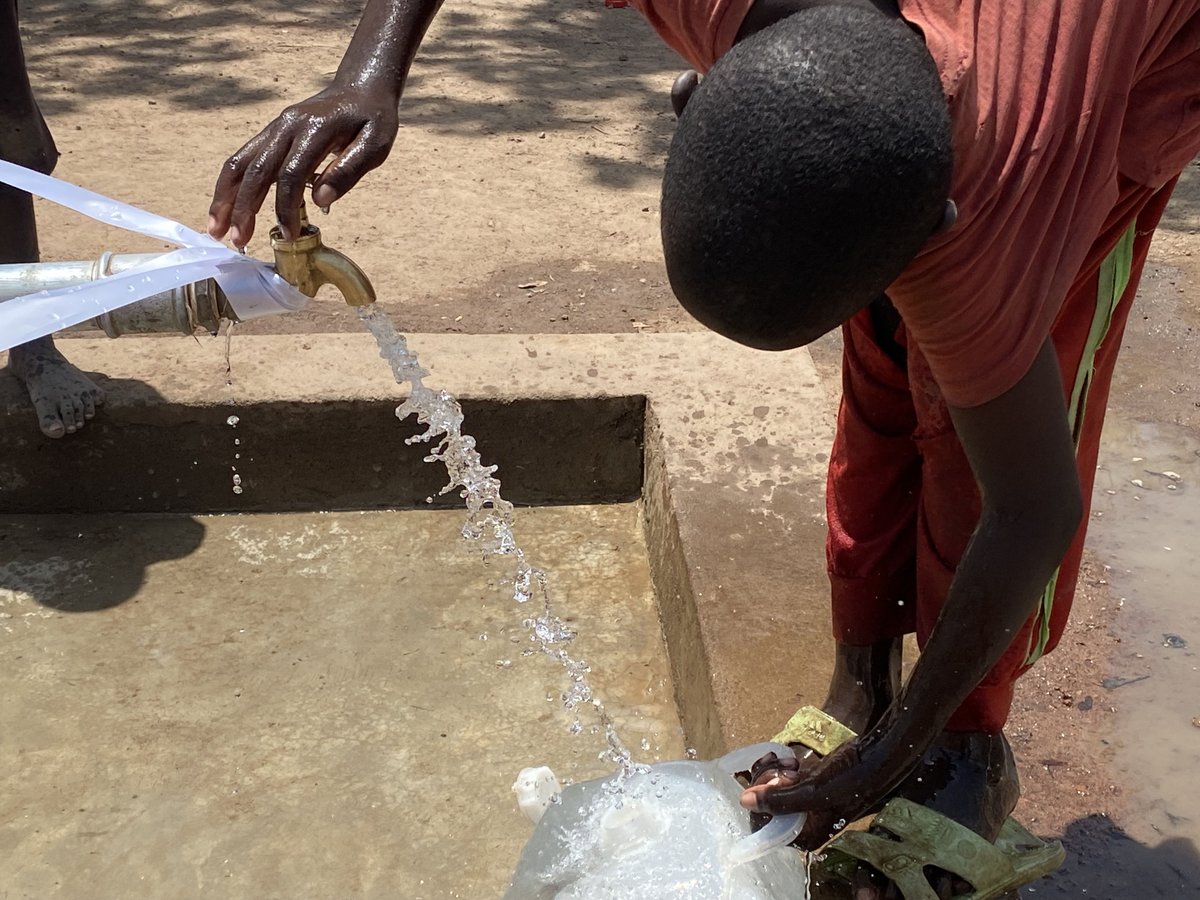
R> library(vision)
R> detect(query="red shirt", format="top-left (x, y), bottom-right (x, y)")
top-left (632, 0), bottom-right (1200, 406)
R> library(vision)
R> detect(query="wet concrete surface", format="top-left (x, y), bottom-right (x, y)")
top-left (1043, 236), bottom-right (1200, 894)
top-left (0, 504), bottom-right (683, 898)
top-left (0, 331), bottom-right (837, 760)
top-left (1091, 420), bottom-right (1200, 836)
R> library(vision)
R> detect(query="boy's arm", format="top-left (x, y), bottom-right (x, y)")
top-left (208, 0), bottom-right (445, 247)
top-left (745, 338), bottom-right (1083, 823)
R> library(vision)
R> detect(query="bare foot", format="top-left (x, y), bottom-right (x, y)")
top-left (819, 637), bottom-right (903, 735)
top-left (6, 336), bottom-right (104, 438)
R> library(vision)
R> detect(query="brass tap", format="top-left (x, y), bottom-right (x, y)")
top-left (269, 205), bottom-right (376, 307)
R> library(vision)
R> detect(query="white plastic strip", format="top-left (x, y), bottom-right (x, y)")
top-left (0, 160), bottom-right (310, 352)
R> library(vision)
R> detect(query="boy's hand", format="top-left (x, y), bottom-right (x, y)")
top-left (207, 84), bottom-right (399, 248)
top-left (741, 735), bottom-right (901, 848)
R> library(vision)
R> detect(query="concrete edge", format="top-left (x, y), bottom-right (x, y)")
top-left (641, 401), bottom-right (723, 756)
top-left (1, 330), bottom-right (837, 756)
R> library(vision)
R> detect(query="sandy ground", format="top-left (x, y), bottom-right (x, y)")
top-left (11, 0), bottom-right (1200, 894)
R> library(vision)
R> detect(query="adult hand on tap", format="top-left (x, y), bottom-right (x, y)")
top-left (207, 85), bottom-right (399, 248)
top-left (207, 0), bottom-right (446, 249)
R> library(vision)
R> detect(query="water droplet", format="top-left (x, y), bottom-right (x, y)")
top-left (232, 485), bottom-right (243, 495)
top-left (226, 415), bottom-right (240, 426)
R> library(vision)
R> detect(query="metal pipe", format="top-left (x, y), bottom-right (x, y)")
top-left (0, 215), bottom-right (374, 341)
top-left (0, 252), bottom-right (234, 337)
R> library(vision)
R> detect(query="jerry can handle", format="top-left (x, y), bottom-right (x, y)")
top-left (715, 741), bottom-right (807, 866)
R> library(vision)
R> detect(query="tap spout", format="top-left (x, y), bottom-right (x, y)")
top-left (269, 210), bottom-right (376, 307)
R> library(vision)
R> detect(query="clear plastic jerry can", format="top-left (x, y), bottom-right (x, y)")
top-left (505, 742), bottom-right (809, 899)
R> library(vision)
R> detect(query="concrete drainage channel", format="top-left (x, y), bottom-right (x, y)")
top-left (0, 332), bottom-right (836, 896)
top-left (0, 396), bottom-right (646, 514)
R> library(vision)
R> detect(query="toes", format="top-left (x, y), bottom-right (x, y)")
top-left (19, 353), bottom-right (104, 435)
top-left (852, 867), bottom-right (886, 900)
top-left (928, 866), bottom-right (971, 898)
top-left (31, 393), bottom-right (65, 438)
top-left (58, 397), bottom-right (80, 434)
top-left (40, 414), bottom-right (66, 439)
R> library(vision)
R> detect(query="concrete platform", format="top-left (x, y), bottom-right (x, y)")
top-left (0, 505), bottom-right (677, 898)
top-left (0, 330), bottom-right (837, 896)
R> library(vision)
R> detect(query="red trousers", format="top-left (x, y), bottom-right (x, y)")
top-left (826, 178), bottom-right (1178, 733)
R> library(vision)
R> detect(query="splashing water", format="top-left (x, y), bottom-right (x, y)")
top-left (357, 306), bottom-right (642, 774)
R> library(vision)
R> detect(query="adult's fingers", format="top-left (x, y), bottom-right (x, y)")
top-left (208, 129), bottom-right (270, 240)
top-left (311, 116), bottom-right (396, 210)
top-left (228, 131), bottom-right (293, 248)
top-left (274, 131), bottom-right (336, 239)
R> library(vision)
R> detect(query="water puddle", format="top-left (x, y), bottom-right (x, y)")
top-left (1088, 415), bottom-right (1200, 844)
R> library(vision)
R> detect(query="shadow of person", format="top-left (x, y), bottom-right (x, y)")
top-left (0, 513), bottom-right (206, 612)
top-left (753, 810), bottom-right (1200, 899)
top-left (1, 371), bottom-right (208, 611)
top-left (1048, 813), bottom-right (1200, 896)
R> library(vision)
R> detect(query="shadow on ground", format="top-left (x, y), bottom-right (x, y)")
top-left (20, 0), bottom-right (682, 188)
top-left (1047, 814), bottom-right (1200, 896)
top-left (18, 0), bottom-right (354, 112)
top-left (0, 371), bottom-right (207, 612)
top-left (0, 514), bottom-right (206, 612)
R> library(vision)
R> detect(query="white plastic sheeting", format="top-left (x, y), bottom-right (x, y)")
top-left (0, 160), bottom-right (309, 352)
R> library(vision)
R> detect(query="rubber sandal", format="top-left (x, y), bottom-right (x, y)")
top-left (769, 707), bottom-right (1065, 899)
top-left (819, 800), bottom-right (1065, 899)
top-left (772, 705), bottom-right (859, 756)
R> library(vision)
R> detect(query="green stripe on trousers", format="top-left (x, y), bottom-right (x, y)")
top-left (1025, 222), bottom-right (1136, 666)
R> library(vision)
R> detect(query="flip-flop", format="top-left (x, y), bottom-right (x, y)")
top-left (770, 707), bottom-right (1066, 900)
top-left (818, 800), bottom-right (1065, 899)
top-left (773, 705), bottom-right (859, 757)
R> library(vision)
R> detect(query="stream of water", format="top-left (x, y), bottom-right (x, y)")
top-left (356, 306), bottom-right (643, 776)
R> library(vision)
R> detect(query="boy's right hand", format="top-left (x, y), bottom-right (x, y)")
top-left (207, 83), bottom-right (400, 248)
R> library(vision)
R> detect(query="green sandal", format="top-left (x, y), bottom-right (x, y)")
top-left (771, 707), bottom-right (1066, 900)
